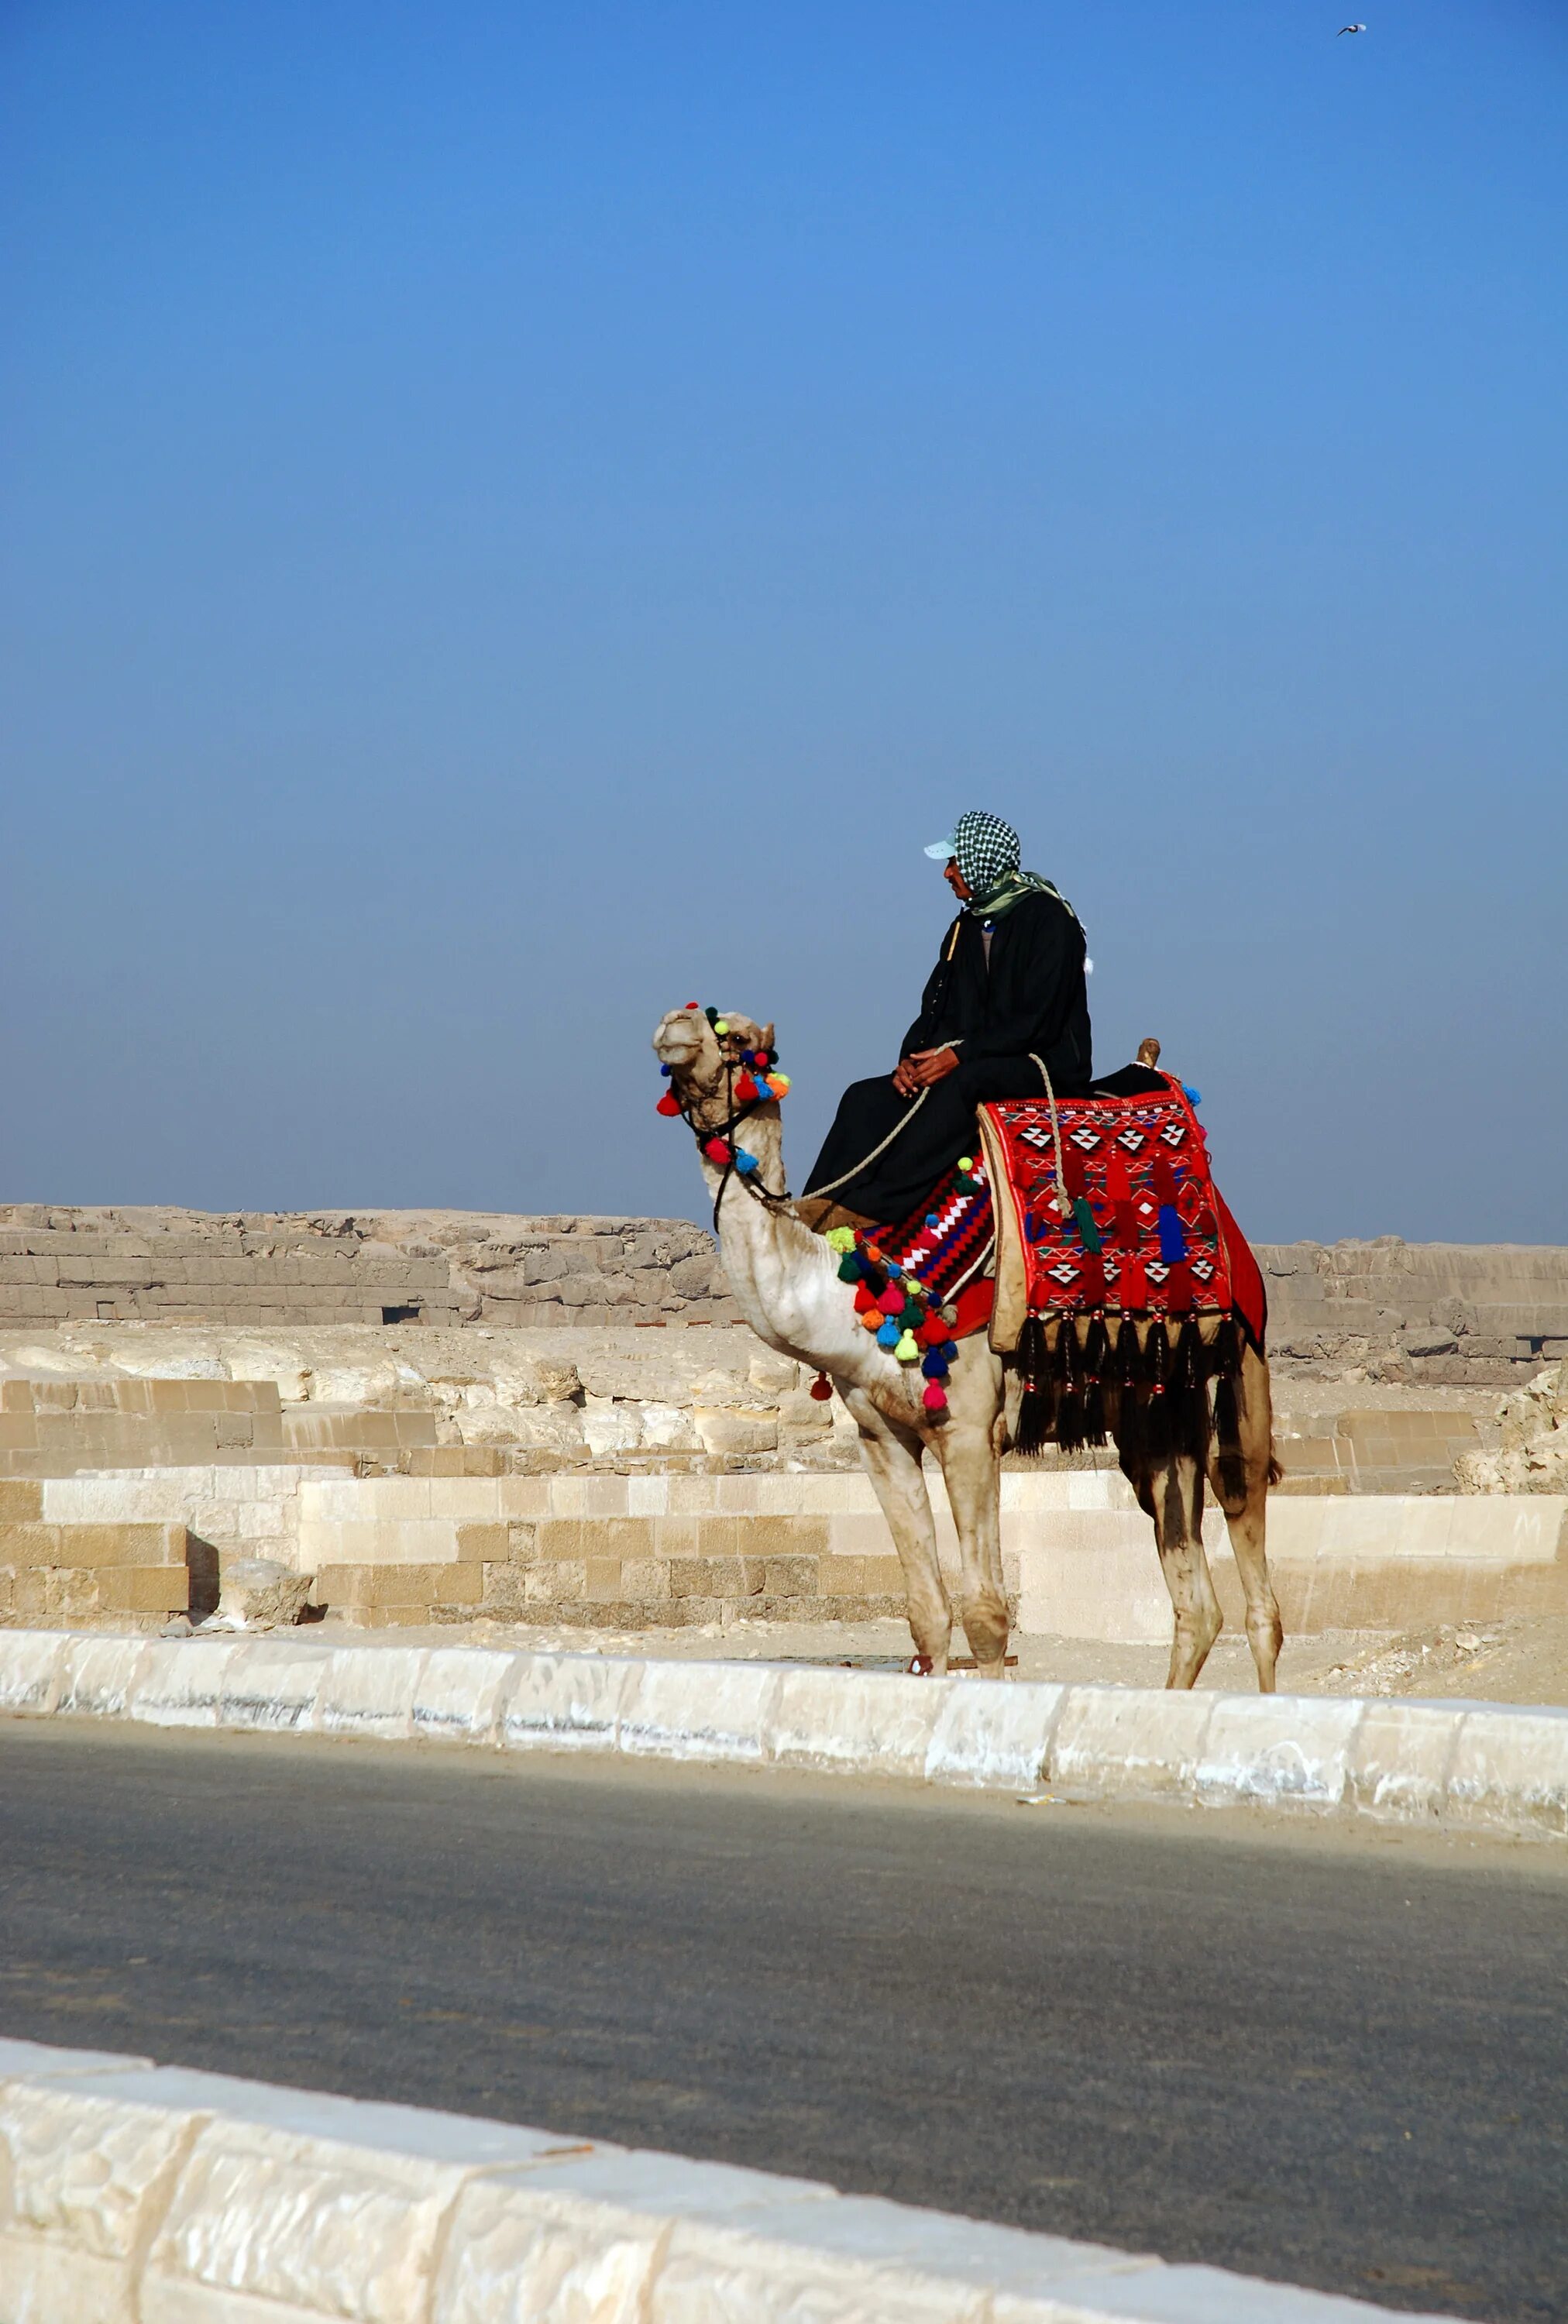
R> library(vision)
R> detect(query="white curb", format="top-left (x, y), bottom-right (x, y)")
top-left (0, 2037), bottom-right (1460, 2322)
top-left (2, 1630), bottom-right (1566, 1840)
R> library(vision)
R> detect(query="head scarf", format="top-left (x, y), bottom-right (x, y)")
top-left (947, 810), bottom-right (1079, 925)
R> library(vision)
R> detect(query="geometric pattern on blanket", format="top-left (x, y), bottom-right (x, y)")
top-left (978, 1078), bottom-right (1265, 1355)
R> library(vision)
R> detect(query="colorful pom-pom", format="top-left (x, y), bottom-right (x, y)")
top-left (1183, 1085), bottom-right (1202, 1105)
top-left (837, 1254), bottom-right (860, 1282)
top-left (770, 1074), bottom-right (790, 1093)
top-left (714, 1019), bottom-right (730, 1035)
top-left (925, 1213), bottom-right (940, 1228)
top-left (894, 1329), bottom-right (919, 1363)
top-left (878, 1284), bottom-right (905, 1315)
top-left (876, 1320), bottom-right (901, 1349)
top-left (752, 1078), bottom-right (774, 1100)
top-left (810, 1372), bottom-right (834, 1401)
top-left (921, 1349), bottom-right (949, 1380)
top-left (655, 1092), bottom-right (682, 1116)
top-left (659, 1063), bottom-right (672, 1076)
top-left (703, 1136), bottom-right (731, 1164)
top-left (824, 1227), bottom-right (858, 1253)
top-left (854, 1282), bottom-right (878, 1313)
top-left (734, 1074), bottom-right (759, 1102)
top-left (685, 1001), bottom-right (700, 1009)
top-left (861, 1307), bottom-right (883, 1332)
top-left (958, 1156), bottom-right (973, 1172)
top-left (704, 1006), bottom-right (718, 1022)
top-left (734, 1149), bottom-right (759, 1175)
top-left (922, 1382), bottom-right (948, 1412)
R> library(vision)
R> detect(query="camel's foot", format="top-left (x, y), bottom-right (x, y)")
top-left (959, 1592), bottom-right (1009, 1678)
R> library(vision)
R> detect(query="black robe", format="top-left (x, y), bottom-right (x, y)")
top-left (803, 889), bottom-right (1095, 1222)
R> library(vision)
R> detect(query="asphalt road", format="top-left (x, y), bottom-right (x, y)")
top-left (1, 1725), bottom-right (1563, 2321)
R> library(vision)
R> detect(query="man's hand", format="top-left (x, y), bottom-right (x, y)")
top-left (892, 1046), bottom-right (961, 1096)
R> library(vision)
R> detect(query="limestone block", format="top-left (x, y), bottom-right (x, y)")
top-left (0, 1628), bottom-right (67, 1714)
top-left (313, 1645), bottom-right (429, 1741)
top-left (130, 1638), bottom-right (249, 1728)
top-left (0, 2073), bottom-right (200, 2324)
top-left (0, 1477), bottom-right (44, 1518)
top-left (1447, 1705), bottom-right (1568, 1836)
top-left (769, 1668), bottom-right (942, 1779)
top-left (410, 1648), bottom-right (517, 1746)
top-left (581, 1397), bottom-right (641, 1457)
top-left (98, 1564), bottom-right (191, 1616)
top-left (57, 1634), bottom-right (152, 1718)
top-left (501, 1652), bottom-right (636, 1753)
top-left (434, 2176), bottom-right (663, 2324)
top-left (693, 1406), bottom-right (779, 1457)
top-left (211, 1556), bottom-right (313, 1631)
top-left (1347, 1703), bottom-right (1462, 1823)
top-left (1049, 1688), bottom-right (1216, 1800)
top-left (221, 1639), bottom-right (335, 1732)
top-left (925, 1681), bottom-right (1062, 1789)
top-left (620, 1659), bottom-right (783, 1765)
top-left (139, 2073), bottom-right (562, 2324)
top-left (1195, 1695), bottom-right (1366, 1812)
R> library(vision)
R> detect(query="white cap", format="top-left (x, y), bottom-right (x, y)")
top-left (923, 834), bottom-right (956, 860)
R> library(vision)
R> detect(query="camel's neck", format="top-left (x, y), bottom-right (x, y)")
top-left (695, 1110), bottom-right (847, 1369)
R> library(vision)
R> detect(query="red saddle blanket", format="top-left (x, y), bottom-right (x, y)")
top-left (975, 1082), bottom-right (1266, 1353)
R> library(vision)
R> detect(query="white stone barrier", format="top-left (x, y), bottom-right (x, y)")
top-left (2, 1630), bottom-right (1566, 1840)
top-left (0, 2036), bottom-right (1457, 2323)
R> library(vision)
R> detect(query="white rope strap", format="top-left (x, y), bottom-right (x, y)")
top-left (1029, 1053), bottom-right (1072, 1219)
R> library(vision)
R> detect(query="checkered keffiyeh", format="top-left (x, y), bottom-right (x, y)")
top-left (951, 810), bottom-right (1020, 898)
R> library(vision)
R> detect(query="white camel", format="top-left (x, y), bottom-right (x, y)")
top-left (653, 1005), bottom-right (1283, 1690)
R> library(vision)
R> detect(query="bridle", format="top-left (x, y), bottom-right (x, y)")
top-left (662, 1038), bottom-right (796, 1233)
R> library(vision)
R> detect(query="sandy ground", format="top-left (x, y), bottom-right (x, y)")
top-left (273, 1606), bottom-right (1568, 1707)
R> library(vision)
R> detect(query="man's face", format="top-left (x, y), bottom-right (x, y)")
top-left (944, 856), bottom-right (972, 902)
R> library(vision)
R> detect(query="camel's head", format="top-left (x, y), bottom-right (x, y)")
top-left (652, 1006), bottom-right (776, 1133)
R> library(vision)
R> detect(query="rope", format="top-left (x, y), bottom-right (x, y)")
top-left (805, 1085), bottom-right (930, 1200)
top-left (1029, 1053), bottom-right (1072, 1219)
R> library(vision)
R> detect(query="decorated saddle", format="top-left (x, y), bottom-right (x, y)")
top-left (975, 1081), bottom-right (1265, 1357)
top-left (831, 1074), bottom-right (1265, 1449)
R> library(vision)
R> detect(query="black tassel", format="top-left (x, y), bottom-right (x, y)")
top-left (1052, 1315), bottom-right (1076, 1384)
top-left (1080, 1376), bottom-right (1109, 1446)
top-left (1114, 1380), bottom-right (1143, 1471)
top-left (1116, 1317), bottom-right (1142, 1390)
top-left (1211, 1315), bottom-right (1241, 1380)
top-left (1143, 1319), bottom-right (1171, 1389)
top-left (1013, 1315), bottom-right (1053, 1457)
top-left (1055, 1386), bottom-right (1087, 1454)
top-left (1082, 1315), bottom-right (1109, 1385)
top-left (1174, 1315), bottom-right (1203, 1391)
top-left (1212, 1369), bottom-right (1245, 1503)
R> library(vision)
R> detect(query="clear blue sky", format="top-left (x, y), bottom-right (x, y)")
top-left (2, 1), bottom-right (1563, 1244)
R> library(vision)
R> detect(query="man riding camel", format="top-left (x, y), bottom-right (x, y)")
top-left (801, 810), bottom-right (1154, 1229)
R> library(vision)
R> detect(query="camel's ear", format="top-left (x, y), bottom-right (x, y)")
top-left (758, 1023), bottom-right (775, 1056)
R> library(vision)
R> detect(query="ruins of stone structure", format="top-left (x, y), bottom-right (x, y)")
top-left (4, 1206), bottom-right (1566, 1384)
top-left (2, 1205), bottom-right (1564, 1636)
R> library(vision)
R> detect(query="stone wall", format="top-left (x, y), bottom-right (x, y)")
top-left (4, 1205), bottom-right (1566, 1389)
top-left (0, 1206), bottom-right (738, 1329)
top-left (1260, 1239), bottom-right (1568, 1386)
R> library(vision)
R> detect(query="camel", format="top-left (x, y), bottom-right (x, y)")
top-left (652, 1006), bottom-right (1283, 1690)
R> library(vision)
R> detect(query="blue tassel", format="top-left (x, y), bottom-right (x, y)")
top-left (1157, 1205), bottom-right (1187, 1263)
top-left (659, 1063), bottom-right (672, 1076)
top-left (941, 1339), bottom-right (958, 1360)
top-left (740, 1050), bottom-right (756, 1066)
top-left (752, 1078), bottom-right (774, 1099)
top-left (925, 1212), bottom-right (940, 1228)
top-left (921, 1350), bottom-right (950, 1380)
top-left (734, 1150), bottom-right (759, 1177)
top-left (1183, 1085), bottom-right (1202, 1105)
top-left (876, 1320), bottom-right (901, 1349)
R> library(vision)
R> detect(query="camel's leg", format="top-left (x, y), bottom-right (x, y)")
top-left (842, 1390), bottom-right (953, 1673)
top-left (1208, 1345), bottom-right (1283, 1693)
top-left (931, 1351), bottom-right (1009, 1676)
top-left (1143, 1449), bottom-right (1222, 1690)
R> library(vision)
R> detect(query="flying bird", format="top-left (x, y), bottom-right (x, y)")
top-left (1337, 22), bottom-right (1366, 32)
